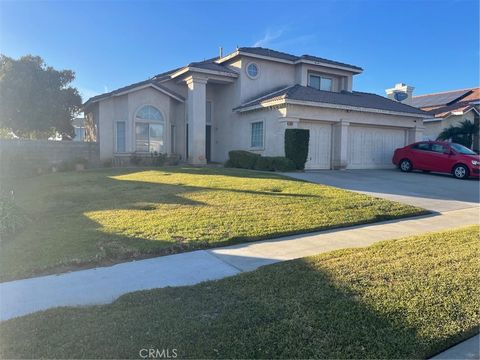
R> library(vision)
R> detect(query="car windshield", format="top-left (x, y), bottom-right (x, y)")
top-left (450, 143), bottom-right (477, 155)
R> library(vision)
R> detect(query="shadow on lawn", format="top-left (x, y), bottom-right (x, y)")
top-left (0, 166), bottom-right (425, 281)
top-left (1, 255), bottom-right (475, 359)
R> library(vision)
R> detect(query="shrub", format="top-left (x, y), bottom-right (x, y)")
top-left (0, 191), bottom-right (28, 240)
top-left (165, 154), bottom-right (181, 166)
top-left (150, 152), bottom-right (167, 166)
top-left (253, 156), bottom-right (275, 171)
top-left (130, 154), bottom-right (143, 166)
top-left (272, 156), bottom-right (296, 172)
top-left (227, 150), bottom-right (261, 169)
top-left (254, 156), bottom-right (296, 172)
top-left (285, 129), bottom-right (310, 170)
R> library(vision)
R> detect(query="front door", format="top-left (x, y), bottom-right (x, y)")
top-left (206, 125), bottom-right (212, 162)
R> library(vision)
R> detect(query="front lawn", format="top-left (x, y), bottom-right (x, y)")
top-left (1, 226), bottom-right (478, 359)
top-left (0, 167), bottom-right (425, 281)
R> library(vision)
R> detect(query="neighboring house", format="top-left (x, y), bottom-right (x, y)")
top-left (410, 88), bottom-right (479, 150)
top-left (72, 117), bottom-right (86, 141)
top-left (83, 47), bottom-right (428, 169)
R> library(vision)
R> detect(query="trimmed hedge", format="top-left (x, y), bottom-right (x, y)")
top-left (226, 151), bottom-right (295, 172)
top-left (285, 129), bottom-right (310, 170)
top-left (227, 150), bottom-right (261, 169)
top-left (254, 156), bottom-right (296, 172)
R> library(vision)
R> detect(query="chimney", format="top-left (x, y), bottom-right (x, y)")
top-left (219, 46), bottom-right (223, 59)
top-left (385, 83), bottom-right (415, 105)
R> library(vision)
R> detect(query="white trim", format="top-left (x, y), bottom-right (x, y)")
top-left (249, 119), bottom-right (265, 150)
top-left (246, 62), bottom-right (260, 79)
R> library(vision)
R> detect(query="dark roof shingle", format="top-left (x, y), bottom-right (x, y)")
top-left (237, 47), bottom-right (362, 71)
top-left (235, 85), bottom-right (427, 115)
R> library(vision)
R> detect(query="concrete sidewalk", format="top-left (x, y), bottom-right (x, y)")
top-left (430, 334), bottom-right (479, 359)
top-left (1, 207), bottom-right (478, 321)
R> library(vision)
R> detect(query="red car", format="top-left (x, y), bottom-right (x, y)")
top-left (392, 141), bottom-right (480, 179)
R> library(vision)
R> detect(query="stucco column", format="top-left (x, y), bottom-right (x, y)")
top-left (186, 76), bottom-right (207, 165)
top-left (332, 120), bottom-right (349, 170)
top-left (407, 124), bottom-right (424, 144)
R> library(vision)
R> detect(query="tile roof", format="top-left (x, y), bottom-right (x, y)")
top-left (414, 88), bottom-right (480, 118)
top-left (83, 47), bottom-right (362, 106)
top-left (234, 84), bottom-right (427, 115)
top-left (187, 60), bottom-right (238, 74)
top-left (411, 88), bottom-right (473, 108)
top-left (83, 79), bottom-right (185, 107)
top-left (237, 47), bottom-right (363, 71)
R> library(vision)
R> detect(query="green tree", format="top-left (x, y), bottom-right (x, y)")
top-left (0, 55), bottom-right (82, 139)
top-left (437, 119), bottom-right (479, 149)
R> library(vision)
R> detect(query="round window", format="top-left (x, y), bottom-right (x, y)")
top-left (246, 62), bottom-right (259, 79)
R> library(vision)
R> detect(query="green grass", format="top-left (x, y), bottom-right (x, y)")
top-left (1, 226), bottom-right (478, 359)
top-left (0, 167), bottom-right (425, 281)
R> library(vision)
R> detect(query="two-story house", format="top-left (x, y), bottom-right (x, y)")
top-left (83, 47), bottom-right (428, 169)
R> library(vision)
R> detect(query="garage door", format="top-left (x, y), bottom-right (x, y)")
top-left (303, 123), bottom-right (332, 170)
top-left (348, 126), bottom-right (407, 169)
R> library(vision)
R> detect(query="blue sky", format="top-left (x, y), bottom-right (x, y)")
top-left (1, 0), bottom-right (478, 102)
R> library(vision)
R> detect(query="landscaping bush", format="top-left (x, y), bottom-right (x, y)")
top-left (150, 152), bottom-right (167, 166)
top-left (253, 156), bottom-right (274, 171)
top-left (227, 150), bottom-right (260, 169)
top-left (272, 156), bottom-right (296, 171)
top-left (254, 156), bottom-right (296, 172)
top-left (130, 154), bottom-right (143, 166)
top-left (285, 129), bottom-right (310, 170)
top-left (0, 191), bottom-right (27, 240)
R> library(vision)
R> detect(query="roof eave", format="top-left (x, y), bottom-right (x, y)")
top-left (217, 50), bottom-right (362, 73)
top-left (294, 59), bottom-right (363, 73)
top-left (82, 82), bottom-right (185, 109)
top-left (236, 98), bottom-right (430, 118)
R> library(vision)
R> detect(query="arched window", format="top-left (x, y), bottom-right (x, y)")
top-left (135, 105), bottom-right (165, 153)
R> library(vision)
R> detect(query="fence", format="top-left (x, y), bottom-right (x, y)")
top-left (0, 139), bottom-right (99, 177)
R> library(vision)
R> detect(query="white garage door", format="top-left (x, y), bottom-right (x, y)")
top-left (348, 126), bottom-right (407, 169)
top-left (303, 123), bottom-right (332, 170)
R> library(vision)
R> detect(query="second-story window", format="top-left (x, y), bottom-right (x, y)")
top-left (246, 62), bottom-right (259, 79)
top-left (308, 74), bottom-right (333, 91)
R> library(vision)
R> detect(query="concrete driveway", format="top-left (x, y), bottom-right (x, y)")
top-left (284, 169), bottom-right (479, 213)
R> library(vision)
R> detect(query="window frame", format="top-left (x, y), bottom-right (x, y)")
top-left (412, 142), bottom-right (431, 152)
top-left (250, 120), bottom-right (265, 150)
top-left (308, 73), bottom-right (334, 91)
top-left (246, 62), bottom-right (260, 79)
top-left (115, 121), bottom-right (127, 153)
top-left (134, 105), bottom-right (166, 154)
top-left (431, 143), bottom-right (447, 154)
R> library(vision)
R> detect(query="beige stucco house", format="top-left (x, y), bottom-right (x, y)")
top-left (83, 47), bottom-right (428, 169)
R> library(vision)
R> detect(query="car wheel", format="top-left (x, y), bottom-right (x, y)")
top-left (453, 164), bottom-right (469, 179)
top-left (399, 159), bottom-right (412, 172)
